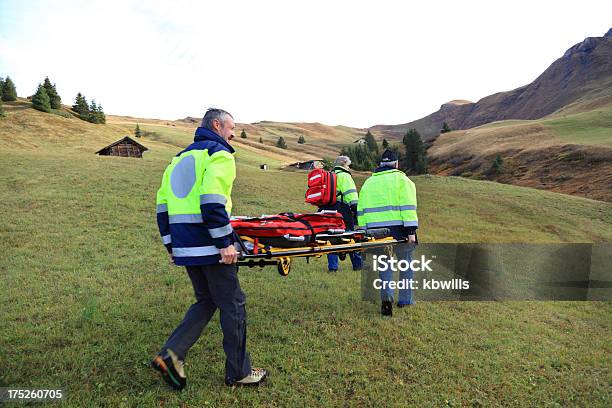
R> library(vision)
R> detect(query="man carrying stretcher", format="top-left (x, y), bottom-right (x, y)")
top-left (321, 156), bottom-right (363, 272)
top-left (357, 150), bottom-right (418, 316)
top-left (152, 108), bottom-right (267, 390)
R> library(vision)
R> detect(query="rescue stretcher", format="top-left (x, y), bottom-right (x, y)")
top-left (230, 211), bottom-right (407, 276)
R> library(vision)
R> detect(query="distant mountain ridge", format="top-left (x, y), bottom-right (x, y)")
top-left (372, 29), bottom-right (612, 140)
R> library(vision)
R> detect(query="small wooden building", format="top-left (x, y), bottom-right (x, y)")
top-left (96, 136), bottom-right (148, 158)
top-left (288, 160), bottom-right (323, 170)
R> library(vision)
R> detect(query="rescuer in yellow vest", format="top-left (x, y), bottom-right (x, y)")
top-left (324, 155), bottom-right (363, 272)
top-left (151, 108), bottom-right (267, 389)
top-left (357, 150), bottom-right (418, 316)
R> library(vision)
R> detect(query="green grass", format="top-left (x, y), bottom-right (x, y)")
top-left (138, 124), bottom-right (194, 148)
top-left (464, 107), bottom-right (612, 147)
top-left (1, 106), bottom-right (611, 406)
top-left (542, 108), bottom-right (612, 147)
top-left (477, 119), bottom-right (533, 129)
top-left (50, 108), bottom-right (73, 119)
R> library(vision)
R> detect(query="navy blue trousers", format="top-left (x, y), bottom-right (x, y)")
top-left (162, 263), bottom-right (251, 382)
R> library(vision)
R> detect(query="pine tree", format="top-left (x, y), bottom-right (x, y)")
top-left (135, 123), bottom-right (142, 138)
top-left (403, 128), bottom-right (427, 174)
top-left (240, 129), bottom-right (247, 139)
top-left (42, 77), bottom-right (61, 109)
top-left (1, 76), bottom-right (17, 102)
top-left (382, 138), bottom-right (389, 149)
top-left (72, 93), bottom-right (89, 117)
top-left (364, 130), bottom-right (378, 153)
top-left (298, 135), bottom-right (306, 144)
top-left (259, 136), bottom-right (263, 143)
top-left (441, 122), bottom-right (452, 133)
top-left (276, 136), bottom-right (287, 149)
top-left (31, 84), bottom-right (51, 112)
top-left (340, 144), bottom-right (377, 171)
top-left (96, 103), bottom-right (106, 124)
top-left (88, 100), bottom-right (97, 123)
top-left (416, 155), bottom-right (428, 174)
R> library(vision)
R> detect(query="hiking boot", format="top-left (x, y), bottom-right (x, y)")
top-left (151, 349), bottom-right (186, 390)
top-left (225, 368), bottom-right (268, 387)
top-left (381, 300), bottom-right (393, 316)
top-left (328, 269), bottom-right (337, 273)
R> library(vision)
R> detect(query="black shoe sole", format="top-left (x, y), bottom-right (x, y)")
top-left (151, 356), bottom-right (186, 391)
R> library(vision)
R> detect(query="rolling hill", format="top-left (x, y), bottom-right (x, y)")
top-left (108, 114), bottom-right (368, 163)
top-left (371, 29), bottom-right (612, 141)
top-left (427, 106), bottom-right (612, 202)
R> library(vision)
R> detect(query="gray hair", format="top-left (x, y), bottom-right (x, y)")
top-left (379, 160), bottom-right (398, 168)
top-left (334, 155), bottom-right (352, 168)
top-left (201, 108), bottom-right (233, 131)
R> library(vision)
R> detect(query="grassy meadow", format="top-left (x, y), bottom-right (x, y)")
top-left (456, 105), bottom-right (612, 152)
top-left (1, 102), bottom-right (611, 406)
top-left (542, 107), bottom-right (612, 147)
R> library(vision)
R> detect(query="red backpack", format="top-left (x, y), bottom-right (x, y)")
top-left (305, 169), bottom-right (337, 207)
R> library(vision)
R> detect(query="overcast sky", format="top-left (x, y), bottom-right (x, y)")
top-left (0, 0), bottom-right (610, 128)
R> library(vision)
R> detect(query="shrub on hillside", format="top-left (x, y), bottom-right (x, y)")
top-left (488, 154), bottom-right (503, 176)
top-left (556, 151), bottom-right (586, 162)
top-left (276, 136), bottom-right (287, 149)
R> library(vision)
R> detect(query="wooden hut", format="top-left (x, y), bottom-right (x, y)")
top-left (96, 136), bottom-right (148, 158)
top-left (288, 160), bottom-right (323, 170)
